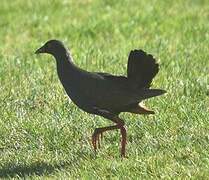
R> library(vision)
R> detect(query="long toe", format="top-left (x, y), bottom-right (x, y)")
top-left (92, 135), bottom-right (97, 152)
top-left (97, 134), bottom-right (101, 149)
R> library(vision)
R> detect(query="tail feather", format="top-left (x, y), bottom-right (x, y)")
top-left (127, 49), bottom-right (159, 88)
top-left (139, 89), bottom-right (166, 100)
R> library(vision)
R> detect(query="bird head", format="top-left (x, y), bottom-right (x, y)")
top-left (35, 40), bottom-right (67, 56)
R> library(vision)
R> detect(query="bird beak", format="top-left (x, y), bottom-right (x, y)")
top-left (35, 46), bottom-right (45, 54)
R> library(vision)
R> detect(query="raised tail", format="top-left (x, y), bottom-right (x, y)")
top-left (127, 49), bottom-right (159, 88)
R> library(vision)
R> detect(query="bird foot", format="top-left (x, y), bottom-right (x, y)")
top-left (92, 129), bottom-right (103, 152)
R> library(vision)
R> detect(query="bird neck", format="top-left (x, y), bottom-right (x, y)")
top-left (54, 50), bottom-right (81, 86)
top-left (54, 51), bottom-right (78, 72)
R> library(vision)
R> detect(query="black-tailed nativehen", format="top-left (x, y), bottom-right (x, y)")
top-left (35, 40), bottom-right (166, 157)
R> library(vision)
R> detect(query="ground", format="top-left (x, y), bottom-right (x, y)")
top-left (0, 0), bottom-right (208, 179)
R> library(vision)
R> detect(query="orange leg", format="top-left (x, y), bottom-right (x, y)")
top-left (120, 126), bottom-right (127, 157)
top-left (92, 125), bottom-right (118, 151)
top-left (92, 116), bottom-right (127, 157)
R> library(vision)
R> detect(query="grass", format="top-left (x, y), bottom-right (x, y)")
top-left (0, 0), bottom-right (208, 179)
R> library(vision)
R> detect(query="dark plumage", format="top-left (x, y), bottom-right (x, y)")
top-left (35, 40), bottom-right (166, 157)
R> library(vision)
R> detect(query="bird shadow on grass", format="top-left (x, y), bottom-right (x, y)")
top-left (0, 161), bottom-right (69, 178)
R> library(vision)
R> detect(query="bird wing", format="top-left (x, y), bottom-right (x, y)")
top-left (76, 64), bottom-right (165, 113)
top-left (96, 72), bottom-right (128, 84)
top-left (86, 72), bottom-right (143, 110)
top-left (127, 49), bottom-right (159, 88)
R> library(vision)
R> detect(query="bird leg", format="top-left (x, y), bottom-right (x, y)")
top-left (114, 117), bottom-right (127, 157)
top-left (92, 125), bottom-right (118, 151)
top-left (92, 116), bottom-right (127, 157)
top-left (119, 125), bottom-right (127, 157)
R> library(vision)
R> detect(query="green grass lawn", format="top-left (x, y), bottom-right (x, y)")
top-left (0, 0), bottom-right (208, 179)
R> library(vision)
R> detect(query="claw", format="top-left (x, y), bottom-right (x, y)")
top-left (92, 129), bottom-right (103, 152)
top-left (101, 132), bottom-right (103, 141)
top-left (92, 134), bottom-right (97, 151)
top-left (97, 134), bottom-right (101, 149)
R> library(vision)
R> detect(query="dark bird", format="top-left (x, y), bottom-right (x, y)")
top-left (35, 40), bottom-right (166, 157)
